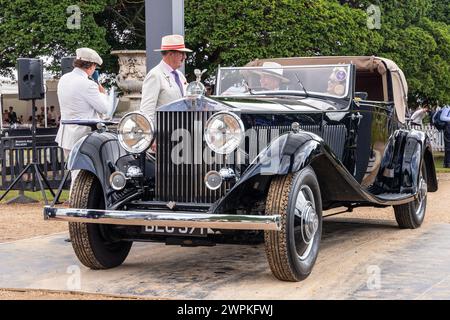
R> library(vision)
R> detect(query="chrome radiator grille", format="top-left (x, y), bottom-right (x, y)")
top-left (155, 111), bottom-right (229, 203)
top-left (155, 111), bottom-right (347, 204)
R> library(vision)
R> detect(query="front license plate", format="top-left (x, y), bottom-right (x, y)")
top-left (144, 226), bottom-right (208, 237)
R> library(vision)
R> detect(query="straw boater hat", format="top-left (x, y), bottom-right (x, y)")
top-left (257, 62), bottom-right (290, 83)
top-left (154, 34), bottom-right (193, 52)
top-left (76, 48), bottom-right (103, 66)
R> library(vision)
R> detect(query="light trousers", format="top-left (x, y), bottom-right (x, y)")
top-left (63, 149), bottom-right (80, 194)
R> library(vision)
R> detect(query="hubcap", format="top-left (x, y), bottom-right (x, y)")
top-left (294, 186), bottom-right (319, 260)
top-left (300, 202), bottom-right (318, 243)
top-left (415, 176), bottom-right (427, 219)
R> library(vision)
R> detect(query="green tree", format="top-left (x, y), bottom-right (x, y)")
top-left (0, 0), bottom-right (448, 105)
top-left (428, 0), bottom-right (450, 23)
top-left (332, 0), bottom-right (450, 105)
top-left (0, 0), bottom-right (109, 77)
top-left (185, 0), bottom-right (383, 80)
top-left (96, 0), bottom-right (146, 74)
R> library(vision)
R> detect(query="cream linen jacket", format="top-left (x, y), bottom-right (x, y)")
top-left (140, 61), bottom-right (187, 121)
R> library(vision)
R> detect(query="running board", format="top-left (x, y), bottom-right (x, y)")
top-left (360, 189), bottom-right (418, 206)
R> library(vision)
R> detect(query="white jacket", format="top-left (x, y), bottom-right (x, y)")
top-left (55, 68), bottom-right (109, 151)
top-left (140, 61), bottom-right (187, 121)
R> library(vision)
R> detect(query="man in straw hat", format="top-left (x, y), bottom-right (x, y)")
top-left (140, 34), bottom-right (192, 121)
top-left (258, 61), bottom-right (290, 91)
top-left (56, 47), bottom-right (109, 185)
top-left (222, 61), bottom-right (289, 95)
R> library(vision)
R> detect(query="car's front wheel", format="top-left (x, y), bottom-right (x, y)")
top-left (69, 170), bottom-right (132, 269)
top-left (264, 166), bottom-right (322, 282)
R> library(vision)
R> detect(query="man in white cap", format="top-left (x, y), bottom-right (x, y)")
top-left (56, 47), bottom-right (109, 167)
top-left (140, 34), bottom-right (192, 121)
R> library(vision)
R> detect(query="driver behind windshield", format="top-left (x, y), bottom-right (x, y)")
top-left (257, 62), bottom-right (290, 90)
top-left (222, 61), bottom-right (289, 95)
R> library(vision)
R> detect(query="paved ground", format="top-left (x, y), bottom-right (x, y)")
top-left (1, 219), bottom-right (449, 299)
top-left (0, 175), bottom-right (449, 299)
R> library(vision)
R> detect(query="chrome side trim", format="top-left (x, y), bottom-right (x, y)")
top-left (44, 207), bottom-right (281, 231)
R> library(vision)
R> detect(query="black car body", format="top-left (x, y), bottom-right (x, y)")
top-left (45, 56), bottom-right (438, 281)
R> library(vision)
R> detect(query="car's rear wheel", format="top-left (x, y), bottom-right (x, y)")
top-left (69, 170), bottom-right (132, 269)
top-left (264, 166), bottom-right (322, 282)
top-left (394, 160), bottom-right (427, 229)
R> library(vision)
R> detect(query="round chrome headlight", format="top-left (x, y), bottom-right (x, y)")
top-left (117, 112), bottom-right (154, 154)
top-left (204, 111), bottom-right (245, 154)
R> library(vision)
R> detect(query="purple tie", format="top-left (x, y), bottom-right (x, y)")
top-left (171, 70), bottom-right (184, 96)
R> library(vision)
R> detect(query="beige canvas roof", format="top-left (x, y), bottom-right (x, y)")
top-left (247, 56), bottom-right (408, 123)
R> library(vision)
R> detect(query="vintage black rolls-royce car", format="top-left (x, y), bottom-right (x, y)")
top-left (45, 56), bottom-right (438, 282)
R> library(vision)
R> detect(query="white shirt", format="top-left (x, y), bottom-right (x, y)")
top-left (55, 68), bottom-right (109, 150)
top-left (410, 108), bottom-right (428, 125)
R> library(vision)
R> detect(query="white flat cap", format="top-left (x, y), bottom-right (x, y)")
top-left (76, 47), bottom-right (103, 65)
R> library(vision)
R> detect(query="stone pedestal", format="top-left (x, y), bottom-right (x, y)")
top-left (111, 50), bottom-right (147, 116)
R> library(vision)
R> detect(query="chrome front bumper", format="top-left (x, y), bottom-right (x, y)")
top-left (44, 207), bottom-right (281, 231)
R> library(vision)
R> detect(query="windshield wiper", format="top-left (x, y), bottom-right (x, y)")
top-left (294, 73), bottom-right (309, 98)
top-left (242, 79), bottom-right (254, 95)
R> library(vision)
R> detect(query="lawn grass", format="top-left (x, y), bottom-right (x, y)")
top-left (433, 152), bottom-right (450, 173)
top-left (0, 189), bottom-right (69, 204)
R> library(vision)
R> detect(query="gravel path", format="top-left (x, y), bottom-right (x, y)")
top-left (0, 173), bottom-right (449, 299)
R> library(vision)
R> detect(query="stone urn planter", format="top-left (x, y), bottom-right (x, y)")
top-left (111, 50), bottom-right (147, 115)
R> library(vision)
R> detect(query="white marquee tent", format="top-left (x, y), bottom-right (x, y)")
top-left (0, 75), bottom-right (59, 131)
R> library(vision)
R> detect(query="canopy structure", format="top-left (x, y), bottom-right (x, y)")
top-left (0, 78), bottom-right (60, 130)
top-left (247, 56), bottom-right (408, 123)
top-left (0, 78), bottom-right (17, 129)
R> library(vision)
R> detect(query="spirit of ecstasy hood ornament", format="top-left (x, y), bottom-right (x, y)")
top-left (186, 69), bottom-right (207, 97)
top-left (194, 69), bottom-right (207, 83)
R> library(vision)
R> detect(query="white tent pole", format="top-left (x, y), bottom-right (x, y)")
top-left (44, 80), bottom-right (48, 128)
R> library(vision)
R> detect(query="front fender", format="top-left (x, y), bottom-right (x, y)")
top-left (67, 131), bottom-right (128, 206)
top-left (240, 131), bottom-right (329, 178)
top-left (210, 131), bottom-right (347, 213)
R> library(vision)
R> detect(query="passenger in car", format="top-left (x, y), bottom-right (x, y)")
top-left (327, 67), bottom-right (348, 96)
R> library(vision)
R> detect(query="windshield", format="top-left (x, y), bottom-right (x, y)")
top-left (216, 64), bottom-right (352, 99)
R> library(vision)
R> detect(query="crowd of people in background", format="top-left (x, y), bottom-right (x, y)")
top-left (1, 105), bottom-right (60, 128)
